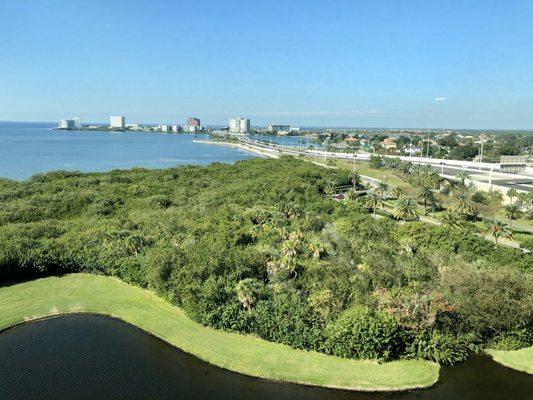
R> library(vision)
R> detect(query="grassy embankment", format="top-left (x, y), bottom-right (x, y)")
top-left (0, 274), bottom-right (439, 392)
top-left (486, 347), bottom-right (533, 375)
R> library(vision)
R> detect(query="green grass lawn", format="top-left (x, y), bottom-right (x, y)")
top-left (334, 160), bottom-right (415, 191)
top-left (0, 274), bottom-right (439, 391)
top-left (486, 347), bottom-right (533, 375)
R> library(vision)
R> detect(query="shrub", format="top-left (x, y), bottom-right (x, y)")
top-left (488, 328), bottom-right (533, 351)
top-left (404, 330), bottom-right (478, 364)
top-left (324, 306), bottom-right (400, 361)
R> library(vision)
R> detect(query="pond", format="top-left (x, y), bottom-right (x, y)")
top-left (0, 315), bottom-right (531, 400)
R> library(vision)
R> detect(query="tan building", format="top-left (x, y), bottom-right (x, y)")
top-left (187, 117), bottom-right (201, 127)
top-left (381, 137), bottom-right (397, 150)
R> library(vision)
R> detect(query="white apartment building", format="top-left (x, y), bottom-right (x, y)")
top-left (58, 119), bottom-right (75, 129)
top-left (159, 124), bottom-right (181, 133)
top-left (110, 115), bottom-right (126, 128)
top-left (229, 117), bottom-right (250, 134)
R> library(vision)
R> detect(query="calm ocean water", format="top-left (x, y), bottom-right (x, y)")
top-left (0, 122), bottom-right (255, 180)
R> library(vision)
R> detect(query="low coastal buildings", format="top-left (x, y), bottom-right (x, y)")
top-left (159, 124), bottom-right (182, 133)
top-left (110, 115), bottom-right (126, 129)
top-left (267, 124), bottom-right (290, 133)
top-left (229, 117), bottom-right (250, 134)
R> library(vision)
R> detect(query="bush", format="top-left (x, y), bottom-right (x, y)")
top-left (404, 330), bottom-right (478, 364)
top-left (520, 237), bottom-right (533, 252)
top-left (472, 191), bottom-right (489, 205)
top-left (488, 328), bottom-right (533, 351)
top-left (147, 195), bottom-right (173, 208)
top-left (251, 293), bottom-right (324, 351)
top-left (324, 306), bottom-right (400, 361)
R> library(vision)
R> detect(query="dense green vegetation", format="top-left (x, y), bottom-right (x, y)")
top-left (0, 157), bottom-right (531, 365)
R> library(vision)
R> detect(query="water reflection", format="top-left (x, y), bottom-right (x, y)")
top-left (0, 315), bottom-right (531, 400)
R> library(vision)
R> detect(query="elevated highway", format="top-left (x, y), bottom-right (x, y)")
top-left (235, 136), bottom-right (532, 193)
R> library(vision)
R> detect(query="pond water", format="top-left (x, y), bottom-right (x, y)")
top-left (0, 315), bottom-right (531, 400)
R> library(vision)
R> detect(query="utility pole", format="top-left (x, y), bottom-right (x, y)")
top-left (426, 131), bottom-right (430, 158)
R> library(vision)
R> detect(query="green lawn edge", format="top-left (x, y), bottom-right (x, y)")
top-left (486, 347), bottom-right (533, 375)
top-left (0, 273), bottom-right (439, 392)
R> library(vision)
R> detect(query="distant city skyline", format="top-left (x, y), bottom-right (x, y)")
top-left (1, 1), bottom-right (533, 129)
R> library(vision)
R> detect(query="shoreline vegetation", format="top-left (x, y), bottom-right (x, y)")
top-left (0, 274), bottom-right (440, 392)
top-left (0, 158), bottom-right (531, 384)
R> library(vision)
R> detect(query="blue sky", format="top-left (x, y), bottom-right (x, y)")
top-left (1, 0), bottom-right (532, 129)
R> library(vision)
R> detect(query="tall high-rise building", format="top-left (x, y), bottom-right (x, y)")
top-left (110, 115), bottom-right (125, 128)
top-left (58, 119), bottom-right (75, 129)
top-left (229, 117), bottom-right (250, 134)
top-left (187, 117), bottom-right (201, 127)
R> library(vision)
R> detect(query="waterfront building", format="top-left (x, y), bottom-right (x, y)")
top-left (73, 117), bottom-right (81, 129)
top-left (183, 124), bottom-right (200, 133)
top-left (58, 119), bottom-right (75, 129)
top-left (229, 117), bottom-right (250, 134)
top-left (184, 117), bottom-right (202, 133)
top-left (158, 124), bottom-right (182, 133)
top-left (125, 123), bottom-right (141, 130)
top-left (267, 124), bottom-right (290, 133)
top-left (110, 115), bottom-right (126, 128)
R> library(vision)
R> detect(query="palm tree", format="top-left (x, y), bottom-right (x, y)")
top-left (365, 191), bottom-right (384, 217)
top-left (375, 182), bottom-right (390, 198)
top-left (417, 186), bottom-right (436, 215)
top-left (449, 193), bottom-right (475, 219)
top-left (393, 198), bottom-right (419, 221)
top-left (482, 219), bottom-right (512, 247)
top-left (504, 204), bottom-right (522, 227)
top-left (440, 211), bottom-right (463, 229)
top-left (349, 171), bottom-right (362, 190)
top-left (506, 188), bottom-right (517, 205)
top-left (391, 186), bottom-right (405, 199)
top-left (456, 171), bottom-right (471, 186)
top-left (235, 278), bottom-right (261, 311)
top-left (344, 188), bottom-right (359, 202)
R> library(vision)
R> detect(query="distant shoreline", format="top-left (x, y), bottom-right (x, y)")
top-left (53, 127), bottom-right (205, 134)
top-left (194, 139), bottom-right (278, 159)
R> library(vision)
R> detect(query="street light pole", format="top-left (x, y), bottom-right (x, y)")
top-left (479, 140), bottom-right (484, 171)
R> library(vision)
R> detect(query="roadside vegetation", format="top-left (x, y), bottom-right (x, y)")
top-left (0, 157), bottom-right (531, 367)
top-left (331, 155), bottom-right (533, 251)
